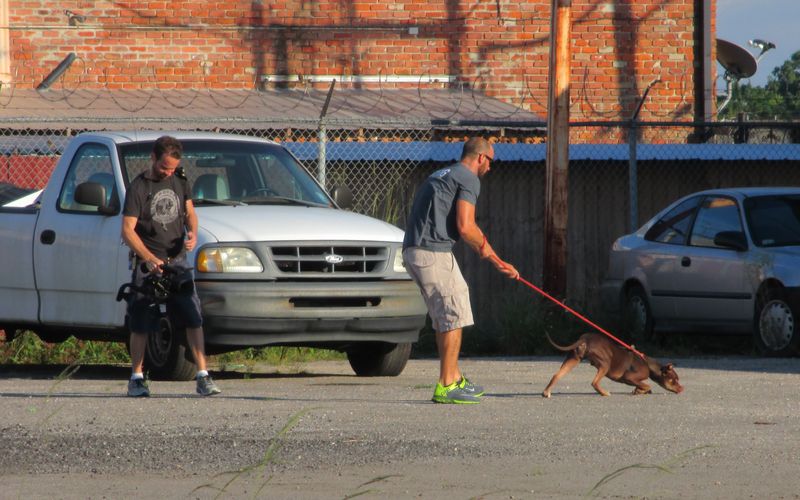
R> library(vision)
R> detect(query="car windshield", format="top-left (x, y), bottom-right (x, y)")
top-left (744, 195), bottom-right (800, 247)
top-left (119, 139), bottom-right (332, 207)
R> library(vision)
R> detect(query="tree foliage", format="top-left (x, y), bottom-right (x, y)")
top-left (720, 50), bottom-right (800, 120)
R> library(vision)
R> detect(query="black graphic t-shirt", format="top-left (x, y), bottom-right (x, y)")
top-left (123, 173), bottom-right (192, 259)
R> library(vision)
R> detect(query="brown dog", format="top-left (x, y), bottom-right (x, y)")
top-left (542, 333), bottom-right (684, 397)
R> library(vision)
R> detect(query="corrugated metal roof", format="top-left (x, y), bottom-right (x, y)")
top-left (285, 142), bottom-right (800, 162)
top-left (0, 88), bottom-right (544, 130)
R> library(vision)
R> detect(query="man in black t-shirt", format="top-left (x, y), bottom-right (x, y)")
top-left (121, 135), bottom-right (220, 397)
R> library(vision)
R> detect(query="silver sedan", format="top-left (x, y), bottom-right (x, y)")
top-left (601, 187), bottom-right (800, 356)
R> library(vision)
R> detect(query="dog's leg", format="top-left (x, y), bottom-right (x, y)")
top-left (632, 382), bottom-right (652, 395)
top-left (542, 356), bottom-right (580, 398)
top-left (591, 368), bottom-right (611, 396)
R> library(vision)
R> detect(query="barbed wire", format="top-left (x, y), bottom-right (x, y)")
top-left (3, 54), bottom-right (793, 122)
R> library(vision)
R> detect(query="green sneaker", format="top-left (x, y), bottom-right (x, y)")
top-left (457, 376), bottom-right (484, 397)
top-left (432, 380), bottom-right (481, 404)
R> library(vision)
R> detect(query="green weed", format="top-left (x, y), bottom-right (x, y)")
top-left (587, 446), bottom-right (714, 497)
top-left (213, 346), bottom-right (345, 371)
top-left (413, 294), bottom-right (588, 358)
top-left (0, 330), bottom-right (346, 368)
top-left (191, 408), bottom-right (314, 499)
top-left (0, 330), bottom-right (129, 365)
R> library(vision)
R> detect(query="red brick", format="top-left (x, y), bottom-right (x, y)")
top-left (6, 0), bottom-right (704, 124)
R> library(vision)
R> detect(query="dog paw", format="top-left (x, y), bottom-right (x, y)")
top-left (542, 391), bottom-right (551, 398)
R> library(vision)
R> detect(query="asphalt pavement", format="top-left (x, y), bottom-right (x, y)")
top-left (1, 356), bottom-right (799, 499)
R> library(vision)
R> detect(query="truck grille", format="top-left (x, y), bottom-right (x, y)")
top-left (270, 245), bottom-right (389, 275)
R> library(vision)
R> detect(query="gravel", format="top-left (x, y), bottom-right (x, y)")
top-left (2, 356), bottom-right (800, 498)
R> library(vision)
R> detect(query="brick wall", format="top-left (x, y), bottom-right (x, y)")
top-left (7, 0), bottom-right (714, 123)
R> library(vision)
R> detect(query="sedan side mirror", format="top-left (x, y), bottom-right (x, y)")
top-left (714, 230), bottom-right (748, 251)
top-left (330, 185), bottom-right (354, 210)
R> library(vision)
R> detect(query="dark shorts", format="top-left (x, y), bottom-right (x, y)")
top-left (126, 255), bottom-right (203, 335)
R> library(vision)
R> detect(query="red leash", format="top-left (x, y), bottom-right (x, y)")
top-left (488, 255), bottom-right (646, 360)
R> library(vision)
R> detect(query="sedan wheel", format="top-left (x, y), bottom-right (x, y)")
top-left (754, 289), bottom-right (798, 356)
top-left (622, 286), bottom-right (654, 343)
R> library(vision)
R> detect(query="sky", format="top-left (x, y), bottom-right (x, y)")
top-left (716, 0), bottom-right (800, 87)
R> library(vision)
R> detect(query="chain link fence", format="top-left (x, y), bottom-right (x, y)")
top-left (2, 119), bottom-right (799, 346)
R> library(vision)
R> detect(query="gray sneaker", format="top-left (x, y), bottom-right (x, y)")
top-left (127, 378), bottom-right (150, 397)
top-left (432, 381), bottom-right (480, 404)
top-left (458, 376), bottom-right (485, 397)
top-left (196, 375), bottom-right (221, 396)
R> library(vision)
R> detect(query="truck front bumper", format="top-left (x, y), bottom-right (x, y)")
top-left (195, 279), bottom-right (427, 347)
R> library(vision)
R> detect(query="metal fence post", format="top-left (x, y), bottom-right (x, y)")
top-left (317, 123), bottom-right (327, 188)
top-left (316, 79), bottom-right (337, 189)
top-left (626, 79), bottom-right (659, 232)
top-left (628, 120), bottom-right (638, 231)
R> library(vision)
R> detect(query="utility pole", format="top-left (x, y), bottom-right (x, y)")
top-left (543, 0), bottom-right (571, 298)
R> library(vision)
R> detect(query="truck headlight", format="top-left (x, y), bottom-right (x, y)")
top-left (393, 248), bottom-right (406, 272)
top-left (197, 247), bottom-right (263, 273)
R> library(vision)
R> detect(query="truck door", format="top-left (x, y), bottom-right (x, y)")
top-left (34, 142), bottom-right (129, 328)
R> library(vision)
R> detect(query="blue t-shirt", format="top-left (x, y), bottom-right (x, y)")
top-left (403, 163), bottom-right (480, 252)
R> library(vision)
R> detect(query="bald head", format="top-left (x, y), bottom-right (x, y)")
top-left (461, 137), bottom-right (492, 160)
top-left (460, 137), bottom-right (494, 178)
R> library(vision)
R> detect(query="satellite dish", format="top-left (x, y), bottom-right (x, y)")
top-left (716, 38), bottom-right (757, 79)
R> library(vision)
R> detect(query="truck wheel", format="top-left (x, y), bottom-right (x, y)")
top-left (754, 287), bottom-right (800, 357)
top-left (144, 317), bottom-right (197, 381)
top-left (347, 342), bottom-right (411, 377)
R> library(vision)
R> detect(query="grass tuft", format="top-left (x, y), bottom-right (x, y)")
top-left (191, 408), bottom-right (314, 499)
top-left (587, 446), bottom-right (714, 497)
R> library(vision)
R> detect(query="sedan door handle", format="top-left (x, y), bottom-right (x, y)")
top-left (681, 256), bottom-right (691, 267)
top-left (40, 229), bottom-right (56, 245)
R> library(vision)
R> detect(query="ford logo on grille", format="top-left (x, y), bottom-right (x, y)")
top-left (324, 253), bottom-right (344, 264)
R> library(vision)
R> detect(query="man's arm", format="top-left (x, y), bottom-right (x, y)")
top-left (183, 199), bottom-right (198, 251)
top-left (456, 199), bottom-right (519, 279)
top-left (122, 215), bottom-right (163, 269)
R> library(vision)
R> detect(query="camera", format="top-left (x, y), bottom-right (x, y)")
top-left (116, 262), bottom-right (194, 303)
top-left (143, 262), bottom-right (194, 301)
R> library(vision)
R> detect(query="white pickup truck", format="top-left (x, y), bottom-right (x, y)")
top-left (0, 131), bottom-right (426, 379)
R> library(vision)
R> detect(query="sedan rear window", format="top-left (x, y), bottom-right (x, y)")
top-left (745, 195), bottom-right (800, 247)
top-left (645, 196), bottom-right (702, 245)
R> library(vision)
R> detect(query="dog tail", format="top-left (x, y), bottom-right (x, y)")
top-left (545, 332), bottom-right (586, 353)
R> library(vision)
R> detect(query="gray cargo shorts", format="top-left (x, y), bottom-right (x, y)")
top-left (402, 247), bottom-right (474, 333)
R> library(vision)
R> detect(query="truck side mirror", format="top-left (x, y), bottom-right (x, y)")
top-left (75, 182), bottom-right (118, 215)
top-left (330, 185), bottom-right (354, 210)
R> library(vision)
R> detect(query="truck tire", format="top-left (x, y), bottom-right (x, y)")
top-left (347, 342), bottom-right (411, 377)
top-left (144, 316), bottom-right (197, 381)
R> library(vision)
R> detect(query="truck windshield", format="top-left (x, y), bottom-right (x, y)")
top-left (119, 140), bottom-right (332, 207)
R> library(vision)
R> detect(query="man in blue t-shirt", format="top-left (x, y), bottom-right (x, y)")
top-left (403, 137), bottom-right (518, 404)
